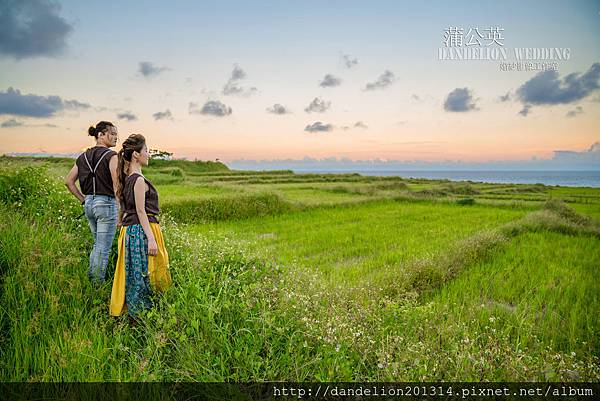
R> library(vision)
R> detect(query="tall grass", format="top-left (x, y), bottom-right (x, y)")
top-left (0, 163), bottom-right (598, 381)
top-left (263, 201), bottom-right (600, 380)
top-left (186, 169), bottom-right (294, 177)
top-left (0, 165), bottom-right (335, 380)
top-left (144, 159), bottom-right (229, 173)
top-left (188, 195), bottom-right (600, 380)
top-left (325, 181), bottom-right (408, 196)
top-left (162, 192), bottom-right (297, 223)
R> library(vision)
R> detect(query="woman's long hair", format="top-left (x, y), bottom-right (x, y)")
top-left (116, 134), bottom-right (146, 206)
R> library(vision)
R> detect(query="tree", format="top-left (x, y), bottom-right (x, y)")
top-left (149, 149), bottom-right (173, 160)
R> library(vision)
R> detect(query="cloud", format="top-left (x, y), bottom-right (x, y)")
top-left (188, 103), bottom-right (199, 114)
top-left (498, 92), bottom-right (511, 102)
top-left (0, 87), bottom-right (90, 117)
top-left (443, 87), bottom-right (478, 112)
top-left (341, 122), bottom-right (368, 130)
top-left (190, 100), bottom-right (232, 117)
top-left (364, 70), bottom-right (395, 91)
top-left (516, 63), bottom-right (600, 105)
top-left (1, 118), bottom-right (24, 128)
top-left (304, 97), bottom-right (331, 113)
top-left (566, 106), bottom-right (583, 118)
top-left (518, 104), bottom-right (532, 117)
top-left (65, 99), bottom-right (91, 109)
top-left (153, 109), bottom-right (173, 121)
top-left (319, 74), bottom-right (341, 88)
top-left (340, 53), bottom-right (358, 68)
top-left (0, 118), bottom-right (58, 128)
top-left (222, 83), bottom-right (245, 95)
top-left (304, 121), bottom-right (333, 132)
top-left (231, 64), bottom-right (246, 80)
top-left (0, 0), bottom-right (73, 59)
top-left (222, 64), bottom-right (257, 96)
top-left (552, 142), bottom-right (600, 163)
top-left (138, 61), bottom-right (169, 78)
top-left (266, 104), bottom-right (290, 115)
top-left (117, 112), bottom-right (137, 121)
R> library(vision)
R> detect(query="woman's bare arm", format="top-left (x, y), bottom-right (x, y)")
top-left (133, 176), bottom-right (158, 256)
top-left (64, 164), bottom-right (84, 203)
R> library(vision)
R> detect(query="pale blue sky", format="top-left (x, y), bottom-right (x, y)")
top-left (1, 0), bottom-right (599, 161)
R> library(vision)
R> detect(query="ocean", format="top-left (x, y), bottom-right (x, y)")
top-left (291, 170), bottom-right (600, 188)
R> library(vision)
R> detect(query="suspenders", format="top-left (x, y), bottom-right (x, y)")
top-left (83, 148), bottom-right (112, 196)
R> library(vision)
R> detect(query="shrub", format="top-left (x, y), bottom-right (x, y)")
top-left (456, 197), bottom-right (475, 206)
top-left (0, 165), bottom-right (85, 231)
top-left (170, 168), bottom-right (183, 177)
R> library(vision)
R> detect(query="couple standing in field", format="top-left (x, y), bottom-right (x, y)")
top-left (64, 121), bottom-right (172, 319)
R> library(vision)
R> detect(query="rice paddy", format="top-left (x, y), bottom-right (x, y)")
top-left (0, 156), bottom-right (598, 381)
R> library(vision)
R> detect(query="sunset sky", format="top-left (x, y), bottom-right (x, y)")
top-left (1, 0), bottom-right (599, 163)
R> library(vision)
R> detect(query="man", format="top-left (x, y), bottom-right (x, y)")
top-left (65, 121), bottom-right (119, 284)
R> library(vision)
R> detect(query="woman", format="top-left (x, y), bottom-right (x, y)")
top-left (65, 121), bottom-right (119, 284)
top-left (110, 134), bottom-right (171, 318)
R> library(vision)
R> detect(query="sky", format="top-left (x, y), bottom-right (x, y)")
top-left (1, 0), bottom-right (599, 165)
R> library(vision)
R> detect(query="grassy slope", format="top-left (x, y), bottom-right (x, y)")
top-left (0, 157), bottom-right (599, 381)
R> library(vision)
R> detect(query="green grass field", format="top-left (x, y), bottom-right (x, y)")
top-left (0, 156), bottom-right (598, 381)
top-left (189, 200), bottom-right (527, 284)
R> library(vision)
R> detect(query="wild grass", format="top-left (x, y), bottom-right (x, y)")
top-left (0, 165), bottom-right (330, 380)
top-left (439, 182), bottom-right (480, 195)
top-left (484, 185), bottom-right (547, 194)
top-left (159, 183), bottom-right (239, 202)
top-left (256, 200), bottom-right (600, 380)
top-left (186, 169), bottom-right (294, 177)
top-left (162, 192), bottom-right (297, 223)
top-left (1, 158), bottom-right (599, 381)
top-left (324, 181), bottom-right (408, 196)
top-left (266, 186), bottom-right (379, 205)
top-left (143, 158), bottom-right (228, 173)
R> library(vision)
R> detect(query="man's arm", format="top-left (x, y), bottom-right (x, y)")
top-left (64, 164), bottom-right (84, 204)
top-left (109, 154), bottom-right (119, 197)
top-left (109, 154), bottom-right (123, 225)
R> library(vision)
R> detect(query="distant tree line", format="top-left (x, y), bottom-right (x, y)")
top-left (149, 149), bottom-right (173, 160)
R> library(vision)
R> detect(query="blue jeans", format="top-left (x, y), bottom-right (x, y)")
top-left (84, 195), bottom-right (118, 284)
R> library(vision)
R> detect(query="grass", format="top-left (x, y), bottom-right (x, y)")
top-left (257, 201), bottom-right (600, 380)
top-left (162, 191), bottom-right (297, 223)
top-left (437, 231), bottom-right (599, 356)
top-left (189, 200), bottom-right (527, 284)
top-left (570, 203), bottom-right (600, 219)
top-left (159, 183), bottom-right (240, 202)
top-left (262, 186), bottom-right (378, 206)
top-left (0, 156), bottom-right (599, 381)
top-left (401, 230), bottom-right (600, 380)
top-left (0, 165), bottom-right (317, 381)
